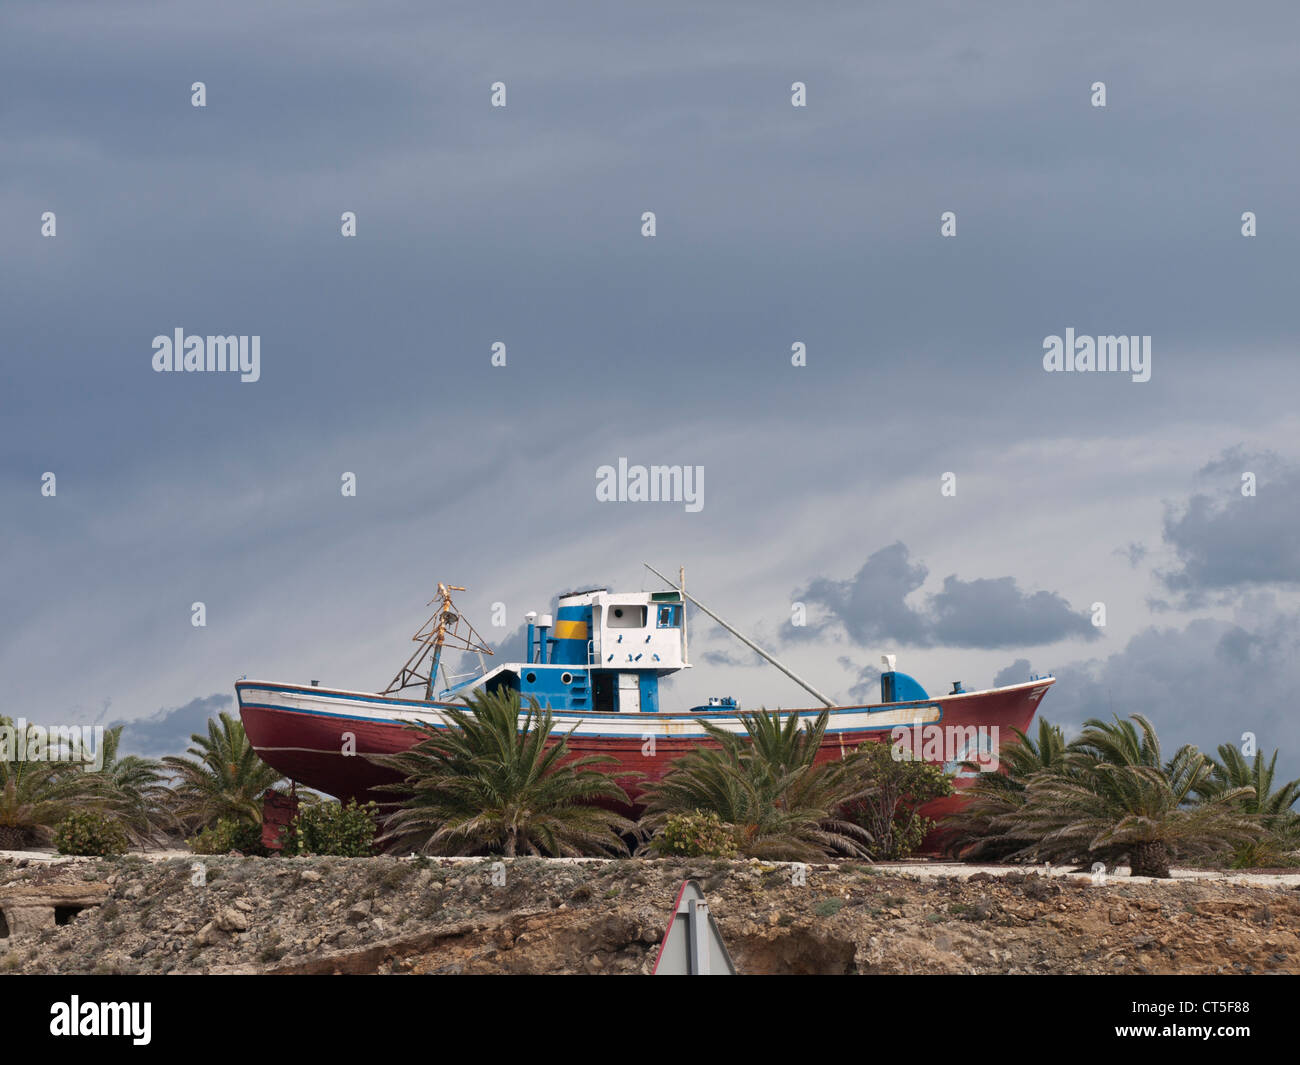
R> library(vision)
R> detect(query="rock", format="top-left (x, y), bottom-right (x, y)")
top-left (6, 854), bottom-right (1300, 977)
top-left (1022, 879), bottom-right (1060, 901)
top-left (301, 870), bottom-right (323, 883)
top-left (195, 921), bottom-right (224, 947)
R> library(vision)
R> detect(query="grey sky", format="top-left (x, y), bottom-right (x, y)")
top-left (3, 2), bottom-right (1299, 777)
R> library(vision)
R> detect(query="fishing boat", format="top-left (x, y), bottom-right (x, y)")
top-left (237, 565), bottom-right (1055, 827)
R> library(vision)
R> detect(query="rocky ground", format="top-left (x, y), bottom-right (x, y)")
top-left (1, 854), bottom-right (1297, 975)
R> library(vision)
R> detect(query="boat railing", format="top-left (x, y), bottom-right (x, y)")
top-left (440, 666), bottom-right (481, 687)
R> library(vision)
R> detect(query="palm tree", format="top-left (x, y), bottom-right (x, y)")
top-left (641, 708), bottom-right (874, 861)
top-left (1198, 744), bottom-right (1300, 865)
top-left (0, 718), bottom-right (106, 849)
top-left (942, 717), bottom-right (1070, 860)
top-left (990, 714), bottom-right (1261, 877)
top-left (1201, 744), bottom-right (1300, 821)
top-left (92, 726), bottom-right (174, 845)
top-left (162, 712), bottom-right (284, 831)
top-left (373, 689), bottom-right (638, 857)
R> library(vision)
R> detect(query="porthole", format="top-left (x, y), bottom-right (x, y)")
top-left (525, 672), bottom-right (536, 684)
top-left (561, 672), bottom-right (573, 684)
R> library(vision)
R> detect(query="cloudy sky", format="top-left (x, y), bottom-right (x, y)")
top-left (4, 2), bottom-right (1299, 777)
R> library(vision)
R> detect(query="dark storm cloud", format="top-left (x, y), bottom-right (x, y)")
top-left (787, 544), bottom-right (931, 645)
top-left (993, 659), bottom-right (1034, 688)
top-left (1160, 449), bottom-right (1300, 597)
top-left (999, 600), bottom-right (1300, 781)
top-left (3, 1), bottom-right (1299, 742)
top-left (840, 658), bottom-right (882, 706)
top-left (929, 575), bottom-right (1098, 648)
top-left (5, 0), bottom-right (1300, 478)
top-left (783, 543), bottom-right (1098, 649)
top-left (113, 693), bottom-right (233, 759)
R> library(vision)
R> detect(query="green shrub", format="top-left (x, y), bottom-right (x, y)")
top-left (641, 708), bottom-right (873, 861)
top-left (281, 799), bottom-right (378, 857)
top-left (648, 809), bottom-right (738, 858)
top-left (54, 812), bottom-right (128, 857)
top-left (188, 817), bottom-right (267, 856)
top-left (849, 741), bottom-right (952, 860)
top-left (1225, 838), bottom-right (1300, 870)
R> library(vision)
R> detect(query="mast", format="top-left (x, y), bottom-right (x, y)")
top-left (382, 582), bottom-right (494, 700)
top-left (643, 562), bottom-right (835, 708)
top-left (680, 565), bottom-right (689, 666)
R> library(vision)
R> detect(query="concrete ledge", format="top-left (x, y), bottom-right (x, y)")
top-left (0, 882), bottom-right (111, 940)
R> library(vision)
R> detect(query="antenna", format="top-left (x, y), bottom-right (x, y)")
top-left (643, 562), bottom-right (835, 708)
top-left (382, 582), bottom-right (494, 700)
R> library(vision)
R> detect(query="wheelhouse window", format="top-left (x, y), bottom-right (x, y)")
top-left (607, 605), bottom-right (647, 628)
top-left (656, 604), bottom-right (682, 628)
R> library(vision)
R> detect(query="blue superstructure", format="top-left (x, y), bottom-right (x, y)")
top-left (439, 587), bottom-right (695, 713)
top-left (440, 589), bottom-right (937, 714)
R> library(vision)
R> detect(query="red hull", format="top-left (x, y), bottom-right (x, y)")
top-left (240, 680), bottom-right (1051, 824)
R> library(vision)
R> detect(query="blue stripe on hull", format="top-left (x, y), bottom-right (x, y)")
top-left (234, 681), bottom-right (938, 719)
top-left (237, 697), bottom-right (944, 738)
